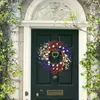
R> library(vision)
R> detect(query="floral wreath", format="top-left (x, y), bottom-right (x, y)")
top-left (38, 41), bottom-right (71, 74)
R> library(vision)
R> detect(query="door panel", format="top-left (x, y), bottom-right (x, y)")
top-left (59, 35), bottom-right (73, 47)
top-left (58, 71), bottom-right (72, 84)
top-left (36, 62), bottom-right (50, 84)
top-left (31, 29), bottom-right (78, 100)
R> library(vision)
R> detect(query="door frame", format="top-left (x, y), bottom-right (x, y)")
top-left (22, 21), bottom-right (87, 100)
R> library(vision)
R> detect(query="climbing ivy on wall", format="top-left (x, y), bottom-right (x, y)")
top-left (80, 1), bottom-right (100, 99)
top-left (0, 0), bottom-right (22, 99)
top-left (80, 14), bottom-right (100, 100)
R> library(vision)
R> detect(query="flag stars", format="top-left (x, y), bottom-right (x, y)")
top-left (52, 45), bottom-right (55, 48)
top-left (57, 64), bottom-right (59, 67)
top-left (62, 47), bottom-right (65, 49)
top-left (52, 64), bottom-right (55, 67)
top-left (56, 43), bottom-right (58, 45)
top-left (66, 50), bottom-right (69, 52)
top-left (60, 62), bottom-right (62, 64)
top-left (53, 68), bottom-right (55, 70)
top-left (59, 46), bottom-right (62, 48)
top-left (48, 61), bottom-right (50, 64)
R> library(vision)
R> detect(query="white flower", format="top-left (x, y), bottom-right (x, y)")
top-left (66, 50), bottom-right (68, 52)
top-left (56, 68), bottom-right (58, 70)
top-left (46, 53), bottom-right (48, 56)
top-left (60, 62), bottom-right (62, 64)
top-left (62, 47), bottom-right (64, 49)
top-left (65, 54), bottom-right (68, 57)
top-left (53, 68), bottom-right (55, 70)
top-left (57, 64), bottom-right (59, 67)
top-left (48, 61), bottom-right (50, 64)
top-left (46, 58), bottom-right (48, 60)
top-left (62, 50), bottom-right (65, 53)
top-left (65, 60), bottom-right (68, 62)
top-left (56, 43), bottom-right (58, 45)
top-left (43, 48), bottom-right (45, 50)
top-left (52, 64), bottom-right (55, 67)
top-left (52, 45), bottom-right (55, 48)
top-left (48, 51), bottom-right (50, 53)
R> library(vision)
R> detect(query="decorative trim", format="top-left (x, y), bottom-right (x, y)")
top-left (23, 26), bottom-right (31, 100)
top-left (25, 0), bottom-right (86, 22)
top-left (21, 20), bottom-right (88, 28)
top-left (23, 24), bottom-right (87, 100)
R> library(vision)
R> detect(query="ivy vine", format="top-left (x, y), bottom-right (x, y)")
top-left (80, 14), bottom-right (100, 100)
top-left (0, 0), bottom-right (22, 99)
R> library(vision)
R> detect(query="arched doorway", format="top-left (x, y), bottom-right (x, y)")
top-left (22, 0), bottom-right (87, 100)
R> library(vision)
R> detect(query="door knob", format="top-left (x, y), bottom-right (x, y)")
top-left (36, 93), bottom-right (39, 97)
top-left (25, 91), bottom-right (29, 96)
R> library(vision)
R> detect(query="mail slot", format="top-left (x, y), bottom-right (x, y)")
top-left (47, 90), bottom-right (63, 96)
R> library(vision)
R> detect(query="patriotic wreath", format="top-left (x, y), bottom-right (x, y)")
top-left (38, 41), bottom-right (71, 74)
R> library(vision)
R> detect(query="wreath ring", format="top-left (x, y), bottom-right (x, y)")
top-left (38, 41), bottom-right (71, 74)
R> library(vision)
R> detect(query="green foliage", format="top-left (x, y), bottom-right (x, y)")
top-left (0, 0), bottom-right (22, 99)
top-left (63, 11), bottom-right (77, 24)
top-left (80, 14), bottom-right (100, 99)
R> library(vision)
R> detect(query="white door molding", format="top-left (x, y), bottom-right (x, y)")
top-left (23, 22), bottom-right (87, 100)
top-left (22, 0), bottom-right (87, 100)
